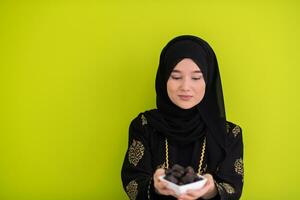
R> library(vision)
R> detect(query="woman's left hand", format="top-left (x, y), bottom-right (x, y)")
top-left (177, 174), bottom-right (218, 200)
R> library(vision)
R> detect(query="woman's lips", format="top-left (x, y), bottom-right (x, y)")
top-left (178, 95), bottom-right (193, 101)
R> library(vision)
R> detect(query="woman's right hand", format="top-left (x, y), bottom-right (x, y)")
top-left (153, 168), bottom-right (177, 197)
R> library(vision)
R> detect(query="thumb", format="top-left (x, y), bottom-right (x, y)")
top-left (155, 168), bottom-right (165, 177)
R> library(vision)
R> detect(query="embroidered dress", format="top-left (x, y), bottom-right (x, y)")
top-left (121, 35), bottom-right (244, 200)
top-left (121, 113), bottom-right (244, 200)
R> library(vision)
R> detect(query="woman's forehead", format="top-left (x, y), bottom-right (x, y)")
top-left (171, 58), bottom-right (203, 72)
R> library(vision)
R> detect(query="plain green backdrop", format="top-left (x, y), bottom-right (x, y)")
top-left (0, 1), bottom-right (299, 199)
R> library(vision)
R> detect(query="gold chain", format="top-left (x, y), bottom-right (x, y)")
top-left (164, 137), bottom-right (206, 175)
top-left (165, 138), bottom-right (169, 169)
top-left (198, 138), bottom-right (206, 175)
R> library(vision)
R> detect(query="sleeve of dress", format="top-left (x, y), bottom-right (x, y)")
top-left (121, 113), bottom-right (156, 200)
top-left (214, 122), bottom-right (244, 200)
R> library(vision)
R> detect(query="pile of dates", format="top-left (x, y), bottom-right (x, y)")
top-left (164, 164), bottom-right (203, 185)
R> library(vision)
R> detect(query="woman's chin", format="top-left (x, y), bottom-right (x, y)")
top-left (176, 102), bottom-right (197, 110)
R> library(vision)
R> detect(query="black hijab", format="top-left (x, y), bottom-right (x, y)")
top-left (146, 35), bottom-right (228, 151)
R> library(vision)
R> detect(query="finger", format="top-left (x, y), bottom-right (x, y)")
top-left (157, 181), bottom-right (168, 189)
top-left (203, 173), bottom-right (212, 179)
top-left (203, 174), bottom-right (213, 184)
top-left (154, 170), bottom-right (165, 182)
top-left (154, 168), bottom-right (165, 177)
top-left (154, 170), bottom-right (165, 183)
top-left (157, 187), bottom-right (175, 196)
top-left (155, 178), bottom-right (169, 192)
top-left (165, 188), bottom-right (176, 196)
top-left (177, 194), bottom-right (194, 200)
top-left (154, 181), bottom-right (166, 192)
top-left (180, 174), bottom-right (215, 199)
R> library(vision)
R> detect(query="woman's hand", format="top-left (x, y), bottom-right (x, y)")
top-left (177, 174), bottom-right (218, 200)
top-left (153, 168), bottom-right (177, 197)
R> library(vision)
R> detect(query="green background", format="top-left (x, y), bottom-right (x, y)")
top-left (1, 1), bottom-right (299, 199)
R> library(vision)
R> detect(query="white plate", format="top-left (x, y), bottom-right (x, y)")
top-left (159, 175), bottom-right (207, 196)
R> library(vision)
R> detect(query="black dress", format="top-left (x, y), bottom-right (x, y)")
top-left (121, 111), bottom-right (244, 200)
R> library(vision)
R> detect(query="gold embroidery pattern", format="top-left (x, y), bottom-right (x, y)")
top-left (226, 122), bottom-right (230, 133)
top-left (128, 139), bottom-right (145, 166)
top-left (219, 182), bottom-right (235, 194)
top-left (126, 180), bottom-right (138, 200)
top-left (215, 181), bottom-right (224, 194)
top-left (141, 114), bottom-right (147, 126)
top-left (234, 158), bottom-right (244, 176)
top-left (232, 125), bottom-right (241, 137)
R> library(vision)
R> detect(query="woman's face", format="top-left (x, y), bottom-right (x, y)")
top-left (167, 58), bottom-right (206, 109)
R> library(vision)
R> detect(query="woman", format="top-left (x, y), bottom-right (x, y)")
top-left (121, 35), bottom-right (244, 200)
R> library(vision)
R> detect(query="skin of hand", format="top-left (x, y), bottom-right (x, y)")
top-left (177, 174), bottom-right (218, 200)
top-left (153, 168), bottom-right (177, 197)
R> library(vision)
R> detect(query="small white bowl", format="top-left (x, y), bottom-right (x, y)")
top-left (159, 175), bottom-right (207, 196)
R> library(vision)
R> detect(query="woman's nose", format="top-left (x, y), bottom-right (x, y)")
top-left (180, 78), bottom-right (190, 91)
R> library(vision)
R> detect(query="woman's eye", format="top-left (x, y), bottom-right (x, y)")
top-left (171, 76), bottom-right (181, 80)
top-left (192, 77), bottom-right (202, 80)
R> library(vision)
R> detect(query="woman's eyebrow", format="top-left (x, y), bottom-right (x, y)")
top-left (193, 70), bottom-right (202, 73)
top-left (171, 69), bottom-right (202, 73)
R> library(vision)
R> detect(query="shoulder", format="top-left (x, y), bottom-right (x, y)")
top-left (129, 109), bottom-right (156, 131)
top-left (128, 110), bottom-right (157, 141)
top-left (223, 121), bottom-right (243, 153)
top-left (225, 120), bottom-right (243, 139)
